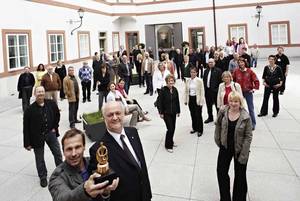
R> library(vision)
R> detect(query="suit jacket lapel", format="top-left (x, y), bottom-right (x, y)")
top-left (104, 131), bottom-right (140, 170)
top-left (125, 128), bottom-right (143, 167)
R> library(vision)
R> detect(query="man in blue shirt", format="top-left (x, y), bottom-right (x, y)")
top-left (79, 62), bottom-right (92, 103)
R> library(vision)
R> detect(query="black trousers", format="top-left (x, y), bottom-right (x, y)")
top-left (144, 72), bottom-right (153, 93)
top-left (59, 83), bottom-right (65, 99)
top-left (92, 74), bottom-right (97, 91)
top-left (124, 76), bottom-right (131, 95)
top-left (81, 81), bottom-right (91, 101)
top-left (175, 62), bottom-right (181, 79)
top-left (188, 96), bottom-right (203, 133)
top-left (21, 86), bottom-right (32, 112)
top-left (33, 131), bottom-right (62, 179)
top-left (205, 89), bottom-right (219, 120)
top-left (135, 61), bottom-right (144, 86)
top-left (69, 99), bottom-right (79, 128)
top-left (217, 146), bottom-right (248, 201)
top-left (260, 86), bottom-right (280, 115)
top-left (163, 113), bottom-right (177, 149)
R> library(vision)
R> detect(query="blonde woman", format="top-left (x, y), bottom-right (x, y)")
top-left (215, 91), bottom-right (252, 201)
top-left (184, 66), bottom-right (205, 137)
top-left (217, 71), bottom-right (244, 109)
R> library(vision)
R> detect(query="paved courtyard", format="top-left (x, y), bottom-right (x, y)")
top-left (0, 59), bottom-right (299, 201)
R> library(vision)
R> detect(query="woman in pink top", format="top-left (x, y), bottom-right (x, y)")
top-left (237, 37), bottom-right (248, 55)
top-left (116, 78), bottom-right (149, 116)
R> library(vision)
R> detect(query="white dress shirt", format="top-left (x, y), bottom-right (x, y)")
top-left (189, 78), bottom-right (197, 96)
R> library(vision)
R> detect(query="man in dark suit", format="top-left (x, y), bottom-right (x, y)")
top-left (181, 55), bottom-right (193, 81)
top-left (118, 55), bottom-right (133, 94)
top-left (92, 55), bottom-right (102, 91)
top-left (174, 48), bottom-right (183, 79)
top-left (23, 86), bottom-right (62, 188)
top-left (203, 58), bottom-right (222, 123)
top-left (88, 101), bottom-right (152, 201)
top-left (17, 66), bottom-right (35, 112)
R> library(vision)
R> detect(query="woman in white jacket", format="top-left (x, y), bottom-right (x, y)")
top-left (217, 71), bottom-right (245, 109)
top-left (184, 66), bottom-right (205, 137)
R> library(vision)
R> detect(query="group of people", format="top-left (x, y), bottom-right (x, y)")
top-left (20, 40), bottom-right (290, 201)
top-left (154, 45), bottom-right (289, 201)
top-left (24, 86), bottom-right (151, 201)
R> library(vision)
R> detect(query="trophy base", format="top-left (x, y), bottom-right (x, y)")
top-left (94, 169), bottom-right (118, 187)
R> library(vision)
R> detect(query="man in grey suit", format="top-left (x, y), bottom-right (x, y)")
top-left (48, 128), bottom-right (119, 201)
top-left (141, 52), bottom-right (155, 96)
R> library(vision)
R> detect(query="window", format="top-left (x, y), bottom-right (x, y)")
top-left (112, 32), bottom-right (120, 52)
top-left (126, 32), bottom-right (139, 52)
top-left (228, 24), bottom-right (247, 42)
top-left (78, 32), bottom-right (91, 58)
top-left (269, 22), bottom-right (290, 45)
top-left (189, 27), bottom-right (205, 50)
top-left (6, 34), bottom-right (29, 70)
top-left (99, 32), bottom-right (107, 52)
top-left (48, 33), bottom-right (65, 63)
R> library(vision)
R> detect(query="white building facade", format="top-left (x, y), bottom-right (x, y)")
top-left (0, 0), bottom-right (299, 97)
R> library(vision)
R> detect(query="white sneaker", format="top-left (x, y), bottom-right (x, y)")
top-left (166, 149), bottom-right (173, 153)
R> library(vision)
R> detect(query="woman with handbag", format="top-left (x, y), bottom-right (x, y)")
top-left (157, 74), bottom-right (180, 153)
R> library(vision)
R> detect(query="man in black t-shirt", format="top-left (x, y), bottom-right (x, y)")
top-left (275, 46), bottom-right (290, 94)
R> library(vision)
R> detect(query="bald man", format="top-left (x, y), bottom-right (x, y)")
top-left (23, 86), bottom-right (62, 187)
top-left (88, 101), bottom-right (152, 201)
top-left (203, 58), bottom-right (222, 123)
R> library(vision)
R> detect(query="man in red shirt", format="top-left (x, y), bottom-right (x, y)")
top-left (232, 57), bottom-right (260, 130)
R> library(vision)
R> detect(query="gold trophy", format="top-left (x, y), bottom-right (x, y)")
top-left (94, 142), bottom-right (117, 185)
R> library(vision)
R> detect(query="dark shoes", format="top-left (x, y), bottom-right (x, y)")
top-left (144, 91), bottom-right (149, 95)
top-left (204, 119), bottom-right (213, 124)
top-left (272, 113), bottom-right (278, 117)
top-left (40, 178), bottom-right (48, 188)
top-left (82, 99), bottom-right (86, 103)
top-left (197, 132), bottom-right (203, 137)
top-left (257, 113), bottom-right (267, 117)
top-left (87, 99), bottom-right (91, 102)
top-left (150, 92), bottom-right (153, 96)
top-left (279, 91), bottom-right (284, 95)
top-left (75, 120), bottom-right (82, 123)
top-left (190, 130), bottom-right (196, 134)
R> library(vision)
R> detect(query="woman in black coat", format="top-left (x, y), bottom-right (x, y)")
top-left (54, 60), bottom-right (67, 100)
top-left (95, 63), bottom-right (110, 110)
top-left (158, 74), bottom-right (180, 153)
top-left (258, 55), bottom-right (284, 117)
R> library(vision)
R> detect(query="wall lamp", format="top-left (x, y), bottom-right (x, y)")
top-left (70, 8), bottom-right (84, 35)
top-left (255, 4), bottom-right (262, 27)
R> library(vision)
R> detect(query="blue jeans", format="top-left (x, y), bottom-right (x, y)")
top-left (252, 57), bottom-right (258, 68)
top-left (243, 91), bottom-right (256, 129)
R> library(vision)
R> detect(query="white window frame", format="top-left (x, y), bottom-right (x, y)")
top-left (229, 25), bottom-right (246, 41)
top-left (49, 34), bottom-right (64, 63)
top-left (270, 23), bottom-right (288, 45)
top-left (112, 32), bottom-right (120, 53)
top-left (99, 32), bottom-right (107, 52)
top-left (6, 33), bottom-right (29, 71)
top-left (78, 33), bottom-right (90, 58)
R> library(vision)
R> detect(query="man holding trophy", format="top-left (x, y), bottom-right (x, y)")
top-left (48, 128), bottom-right (119, 201)
top-left (89, 101), bottom-right (152, 201)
